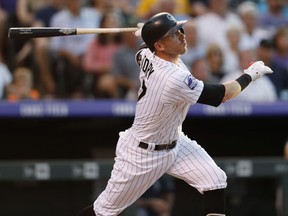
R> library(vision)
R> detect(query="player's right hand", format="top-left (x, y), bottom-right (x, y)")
top-left (244, 61), bottom-right (273, 81)
top-left (134, 22), bottom-right (144, 37)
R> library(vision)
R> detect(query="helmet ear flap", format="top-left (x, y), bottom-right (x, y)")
top-left (138, 43), bottom-right (148, 50)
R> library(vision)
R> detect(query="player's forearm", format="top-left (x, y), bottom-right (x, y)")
top-left (222, 80), bottom-right (242, 102)
top-left (222, 73), bottom-right (253, 102)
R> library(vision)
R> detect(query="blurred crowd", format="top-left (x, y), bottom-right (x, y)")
top-left (0, 0), bottom-right (288, 101)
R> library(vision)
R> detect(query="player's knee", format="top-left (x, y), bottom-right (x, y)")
top-left (217, 168), bottom-right (227, 185)
top-left (210, 167), bottom-right (227, 190)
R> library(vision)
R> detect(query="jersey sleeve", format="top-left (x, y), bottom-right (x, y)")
top-left (162, 71), bottom-right (204, 105)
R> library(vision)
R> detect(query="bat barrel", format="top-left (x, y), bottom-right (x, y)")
top-left (8, 27), bottom-right (77, 39)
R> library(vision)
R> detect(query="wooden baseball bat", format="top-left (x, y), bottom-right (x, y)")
top-left (8, 27), bottom-right (139, 39)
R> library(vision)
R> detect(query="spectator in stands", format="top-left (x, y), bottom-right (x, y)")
top-left (135, 0), bottom-right (190, 20)
top-left (0, 0), bottom-right (37, 70)
top-left (188, 0), bottom-right (208, 18)
top-left (272, 26), bottom-right (288, 70)
top-left (220, 47), bottom-right (277, 102)
top-left (12, 0), bottom-right (47, 67)
top-left (271, 27), bottom-right (288, 100)
top-left (0, 0), bottom-right (17, 16)
top-left (0, 51), bottom-right (12, 99)
top-left (15, 0), bottom-right (48, 26)
top-left (258, 0), bottom-right (288, 35)
top-left (223, 25), bottom-right (241, 73)
top-left (88, 0), bottom-right (118, 14)
top-left (257, 38), bottom-right (288, 100)
top-left (113, 0), bottom-right (139, 27)
top-left (257, 0), bottom-right (288, 17)
top-left (89, 0), bottom-right (136, 25)
top-left (30, 0), bottom-right (64, 98)
top-left (34, 0), bottom-right (63, 27)
top-left (0, 0), bottom-right (18, 64)
top-left (180, 19), bottom-right (205, 70)
top-left (194, 0), bottom-right (244, 52)
top-left (5, 66), bottom-right (40, 101)
top-left (135, 176), bottom-right (175, 216)
top-left (190, 57), bottom-right (210, 82)
top-left (237, 1), bottom-right (271, 51)
top-left (49, 0), bottom-right (101, 98)
top-left (82, 11), bottom-right (122, 98)
top-left (1, 0), bottom-right (61, 98)
top-left (111, 23), bottom-right (142, 100)
top-left (204, 43), bottom-right (226, 83)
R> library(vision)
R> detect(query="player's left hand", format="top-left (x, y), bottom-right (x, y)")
top-left (244, 61), bottom-right (273, 81)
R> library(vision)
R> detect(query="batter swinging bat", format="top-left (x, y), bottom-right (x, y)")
top-left (8, 27), bottom-right (139, 39)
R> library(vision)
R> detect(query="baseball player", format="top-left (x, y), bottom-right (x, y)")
top-left (78, 12), bottom-right (273, 216)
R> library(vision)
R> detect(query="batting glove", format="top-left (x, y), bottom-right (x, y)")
top-left (244, 61), bottom-right (273, 81)
top-left (134, 22), bottom-right (144, 37)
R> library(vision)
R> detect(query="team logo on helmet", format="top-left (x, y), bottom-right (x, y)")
top-left (167, 14), bottom-right (176, 22)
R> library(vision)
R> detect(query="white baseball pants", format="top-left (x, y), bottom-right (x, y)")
top-left (93, 129), bottom-right (227, 215)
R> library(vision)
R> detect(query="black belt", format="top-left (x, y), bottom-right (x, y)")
top-left (139, 140), bottom-right (177, 151)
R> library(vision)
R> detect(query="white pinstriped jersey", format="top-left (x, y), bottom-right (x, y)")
top-left (93, 48), bottom-right (227, 216)
top-left (131, 48), bottom-right (204, 144)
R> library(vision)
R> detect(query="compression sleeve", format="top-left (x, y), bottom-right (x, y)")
top-left (197, 83), bottom-right (225, 107)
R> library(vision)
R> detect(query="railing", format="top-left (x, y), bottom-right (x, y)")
top-left (0, 99), bottom-right (287, 118)
top-left (0, 158), bottom-right (288, 215)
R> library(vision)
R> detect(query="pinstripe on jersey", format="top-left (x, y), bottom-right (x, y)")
top-left (131, 48), bottom-right (204, 143)
top-left (92, 48), bottom-right (227, 216)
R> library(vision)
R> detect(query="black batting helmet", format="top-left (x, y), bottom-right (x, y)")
top-left (141, 12), bottom-right (187, 52)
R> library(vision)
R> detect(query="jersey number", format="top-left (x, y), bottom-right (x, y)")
top-left (138, 80), bottom-right (147, 101)
top-left (137, 56), bottom-right (154, 101)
